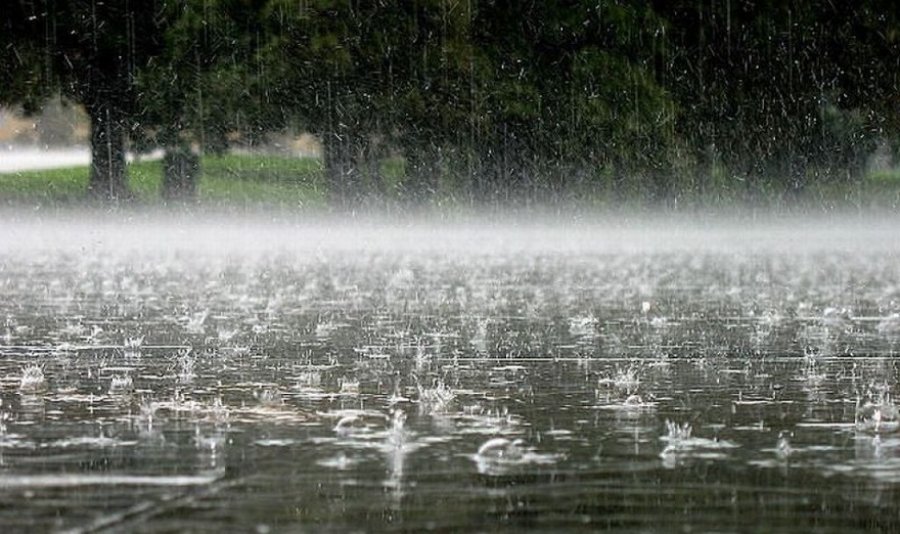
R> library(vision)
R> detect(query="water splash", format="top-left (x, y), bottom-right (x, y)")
top-left (417, 379), bottom-right (456, 413)
top-left (19, 365), bottom-right (47, 393)
top-left (109, 374), bottom-right (133, 395)
top-left (856, 390), bottom-right (899, 433)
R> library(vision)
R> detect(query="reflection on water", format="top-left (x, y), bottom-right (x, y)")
top-left (1, 220), bottom-right (900, 531)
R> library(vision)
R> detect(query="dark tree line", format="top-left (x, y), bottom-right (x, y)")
top-left (2, 0), bottom-right (898, 204)
top-left (654, 0), bottom-right (900, 197)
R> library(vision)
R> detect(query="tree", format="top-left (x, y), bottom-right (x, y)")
top-left (134, 0), bottom-right (271, 201)
top-left (463, 1), bottom-right (675, 200)
top-left (1, 0), bottom-right (167, 201)
top-left (652, 0), bottom-right (900, 196)
top-left (260, 0), bottom-right (397, 205)
top-left (258, 0), bottom-right (676, 205)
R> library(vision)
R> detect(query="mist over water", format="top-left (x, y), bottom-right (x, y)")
top-left (1, 213), bottom-right (900, 531)
top-left (3, 210), bottom-right (898, 255)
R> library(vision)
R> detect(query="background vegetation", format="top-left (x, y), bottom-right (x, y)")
top-left (2, 1), bottom-right (899, 208)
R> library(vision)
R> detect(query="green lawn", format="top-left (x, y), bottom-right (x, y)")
top-left (0, 154), bottom-right (327, 208)
top-left (1, 151), bottom-right (898, 210)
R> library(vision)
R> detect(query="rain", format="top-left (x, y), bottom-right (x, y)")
top-left (2, 1), bottom-right (900, 532)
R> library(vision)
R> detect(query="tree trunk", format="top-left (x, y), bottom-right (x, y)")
top-left (361, 139), bottom-right (387, 199)
top-left (323, 133), bottom-right (362, 207)
top-left (86, 101), bottom-right (130, 201)
top-left (403, 145), bottom-right (440, 204)
top-left (162, 145), bottom-right (201, 201)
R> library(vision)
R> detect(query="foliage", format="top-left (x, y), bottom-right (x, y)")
top-left (652, 0), bottom-right (900, 192)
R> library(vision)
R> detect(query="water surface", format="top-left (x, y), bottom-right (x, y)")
top-left (1, 217), bottom-right (899, 531)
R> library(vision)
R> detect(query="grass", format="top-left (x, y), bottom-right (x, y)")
top-left (0, 153), bottom-right (327, 208)
top-left (1, 151), bottom-right (899, 211)
top-left (0, 165), bottom-right (90, 204)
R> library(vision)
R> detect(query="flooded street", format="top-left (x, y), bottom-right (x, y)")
top-left (1, 217), bottom-right (900, 531)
